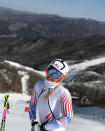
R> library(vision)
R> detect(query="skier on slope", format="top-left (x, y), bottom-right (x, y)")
top-left (29, 59), bottom-right (73, 131)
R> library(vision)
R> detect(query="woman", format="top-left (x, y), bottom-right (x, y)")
top-left (29, 59), bottom-right (73, 131)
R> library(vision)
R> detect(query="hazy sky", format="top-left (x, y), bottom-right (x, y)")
top-left (0, 0), bottom-right (105, 21)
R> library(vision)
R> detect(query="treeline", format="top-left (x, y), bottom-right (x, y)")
top-left (65, 82), bottom-right (105, 105)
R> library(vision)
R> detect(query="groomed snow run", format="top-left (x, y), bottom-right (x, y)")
top-left (69, 57), bottom-right (105, 70)
top-left (0, 94), bottom-right (105, 131)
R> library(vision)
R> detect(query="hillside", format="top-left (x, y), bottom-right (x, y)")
top-left (0, 56), bottom-right (105, 105)
top-left (0, 7), bottom-right (105, 106)
top-left (0, 7), bottom-right (105, 70)
top-left (0, 36), bottom-right (105, 69)
top-left (0, 7), bottom-right (105, 37)
top-left (0, 59), bottom-right (44, 95)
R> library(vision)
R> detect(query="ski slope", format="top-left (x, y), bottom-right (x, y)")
top-left (5, 56), bottom-right (105, 74)
top-left (0, 93), bottom-right (105, 131)
top-left (69, 56), bottom-right (105, 70)
top-left (5, 56), bottom-right (105, 85)
top-left (1, 56), bottom-right (105, 130)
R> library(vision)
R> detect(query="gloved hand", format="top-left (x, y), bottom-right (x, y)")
top-left (40, 123), bottom-right (47, 131)
top-left (31, 120), bottom-right (38, 127)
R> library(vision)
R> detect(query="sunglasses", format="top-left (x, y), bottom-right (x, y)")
top-left (47, 66), bottom-right (62, 79)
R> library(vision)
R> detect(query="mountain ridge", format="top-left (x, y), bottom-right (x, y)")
top-left (0, 7), bottom-right (105, 37)
top-left (0, 36), bottom-right (105, 69)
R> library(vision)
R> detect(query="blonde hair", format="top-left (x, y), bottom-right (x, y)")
top-left (44, 82), bottom-right (61, 100)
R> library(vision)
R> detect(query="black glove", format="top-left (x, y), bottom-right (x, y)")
top-left (31, 120), bottom-right (38, 127)
top-left (40, 123), bottom-right (47, 131)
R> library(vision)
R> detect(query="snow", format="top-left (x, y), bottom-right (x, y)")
top-left (0, 93), bottom-right (105, 131)
top-left (5, 57), bottom-right (105, 86)
top-left (67, 115), bottom-right (105, 131)
top-left (18, 71), bottom-right (29, 94)
top-left (69, 57), bottom-right (105, 70)
top-left (66, 57), bottom-right (105, 82)
top-left (5, 56), bottom-right (105, 79)
top-left (5, 60), bottom-right (45, 77)
top-left (0, 93), bottom-right (30, 131)
top-left (2, 57), bottom-right (105, 130)
top-left (5, 60), bottom-right (45, 95)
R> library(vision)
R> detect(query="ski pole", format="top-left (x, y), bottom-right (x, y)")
top-left (0, 95), bottom-right (9, 131)
top-left (3, 118), bottom-right (6, 131)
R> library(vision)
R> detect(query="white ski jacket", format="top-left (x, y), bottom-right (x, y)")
top-left (29, 80), bottom-right (73, 131)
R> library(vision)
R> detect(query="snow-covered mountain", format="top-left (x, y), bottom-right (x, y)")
top-left (0, 59), bottom-right (44, 95)
top-left (0, 56), bottom-right (105, 105)
top-left (0, 57), bottom-right (105, 131)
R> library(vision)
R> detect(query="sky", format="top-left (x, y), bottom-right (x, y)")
top-left (0, 0), bottom-right (105, 21)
